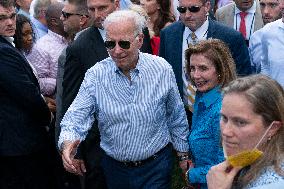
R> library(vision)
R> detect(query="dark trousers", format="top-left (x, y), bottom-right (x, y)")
top-left (101, 145), bottom-right (173, 189)
top-left (0, 150), bottom-right (54, 189)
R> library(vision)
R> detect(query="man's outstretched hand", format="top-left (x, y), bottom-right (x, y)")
top-left (62, 140), bottom-right (86, 176)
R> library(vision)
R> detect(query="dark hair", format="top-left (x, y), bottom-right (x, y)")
top-left (222, 75), bottom-right (284, 188)
top-left (45, 2), bottom-right (64, 28)
top-left (68, 0), bottom-right (88, 15)
top-left (14, 14), bottom-right (35, 52)
top-left (130, 0), bottom-right (140, 4)
top-left (0, 0), bottom-right (14, 8)
top-left (153, 0), bottom-right (175, 36)
top-left (185, 39), bottom-right (236, 88)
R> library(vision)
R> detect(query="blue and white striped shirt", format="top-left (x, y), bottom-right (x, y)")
top-left (58, 52), bottom-right (189, 161)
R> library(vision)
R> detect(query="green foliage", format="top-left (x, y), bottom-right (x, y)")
top-left (171, 154), bottom-right (187, 189)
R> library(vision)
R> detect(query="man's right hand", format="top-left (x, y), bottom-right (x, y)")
top-left (62, 140), bottom-right (86, 176)
top-left (44, 96), bottom-right (56, 112)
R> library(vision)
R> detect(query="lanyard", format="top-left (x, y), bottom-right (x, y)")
top-left (235, 11), bottom-right (255, 41)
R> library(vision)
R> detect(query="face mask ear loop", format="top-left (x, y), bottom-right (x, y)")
top-left (223, 144), bottom-right (227, 158)
top-left (254, 122), bottom-right (274, 150)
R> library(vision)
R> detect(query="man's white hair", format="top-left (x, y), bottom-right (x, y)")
top-left (32, 0), bottom-right (51, 18)
top-left (103, 10), bottom-right (147, 36)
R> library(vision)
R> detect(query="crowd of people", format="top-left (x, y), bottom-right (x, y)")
top-left (0, 0), bottom-right (283, 188)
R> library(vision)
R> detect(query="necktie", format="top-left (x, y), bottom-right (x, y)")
top-left (185, 32), bottom-right (197, 112)
top-left (239, 12), bottom-right (248, 39)
top-left (187, 83), bottom-right (196, 112)
top-left (190, 32), bottom-right (197, 45)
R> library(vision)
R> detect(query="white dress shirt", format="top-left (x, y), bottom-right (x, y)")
top-left (249, 29), bottom-right (263, 73)
top-left (260, 19), bottom-right (284, 87)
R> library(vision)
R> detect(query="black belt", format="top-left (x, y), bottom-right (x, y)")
top-left (115, 143), bottom-right (170, 167)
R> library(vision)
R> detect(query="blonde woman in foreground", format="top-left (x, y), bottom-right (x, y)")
top-left (207, 75), bottom-right (284, 189)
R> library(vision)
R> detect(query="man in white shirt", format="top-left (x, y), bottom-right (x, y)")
top-left (249, 0), bottom-right (281, 73)
top-left (260, 7), bottom-right (284, 87)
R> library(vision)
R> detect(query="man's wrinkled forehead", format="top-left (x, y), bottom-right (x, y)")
top-left (0, 5), bottom-right (15, 17)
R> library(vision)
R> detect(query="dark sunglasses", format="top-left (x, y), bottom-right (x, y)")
top-left (177, 5), bottom-right (203, 13)
top-left (61, 11), bottom-right (88, 19)
top-left (104, 40), bottom-right (131, 50)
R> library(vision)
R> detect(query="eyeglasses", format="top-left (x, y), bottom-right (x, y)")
top-left (104, 40), bottom-right (132, 50)
top-left (177, 5), bottom-right (203, 13)
top-left (61, 11), bottom-right (88, 19)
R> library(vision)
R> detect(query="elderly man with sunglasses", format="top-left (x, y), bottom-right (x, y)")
top-left (159, 0), bottom-right (251, 187)
top-left (59, 9), bottom-right (189, 189)
top-left (59, 0), bottom-right (152, 188)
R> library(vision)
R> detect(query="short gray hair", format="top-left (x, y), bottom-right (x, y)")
top-left (33, 0), bottom-right (51, 19)
top-left (103, 10), bottom-right (146, 36)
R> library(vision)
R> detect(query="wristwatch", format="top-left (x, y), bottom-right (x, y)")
top-left (178, 154), bottom-right (189, 161)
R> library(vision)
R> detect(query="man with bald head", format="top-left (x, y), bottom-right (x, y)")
top-left (28, 1), bottom-right (67, 99)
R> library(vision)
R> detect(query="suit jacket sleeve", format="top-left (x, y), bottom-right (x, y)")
top-left (61, 45), bottom-right (85, 117)
top-left (159, 30), bottom-right (166, 58)
top-left (0, 46), bottom-right (51, 126)
top-left (230, 33), bottom-right (252, 75)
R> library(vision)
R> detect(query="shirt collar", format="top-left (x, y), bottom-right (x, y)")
top-left (17, 9), bottom-right (30, 18)
top-left (31, 17), bottom-right (48, 32)
top-left (196, 86), bottom-right (221, 108)
top-left (235, 0), bottom-right (256, 15)
top-left (184, 18), bottom-right (209, 40)
top-left (114, 51), bottom-right (142, 76)
top-left (3, 36), bottom-right (15, 46)
top-left (47, 29), bottom-right (67, 43)
top-left (98, 28), bottom-right (106, 41)
top-left (278, 19), bottom-right (284, 29)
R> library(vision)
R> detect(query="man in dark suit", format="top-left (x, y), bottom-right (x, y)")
top-left (0, 0), bottom-right (52, 188)
top-left (159, 0), bottom-right (251, 127)
top-left (59, 0), bottom-right (151, 188)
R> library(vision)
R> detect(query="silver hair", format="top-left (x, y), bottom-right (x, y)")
top-left (33, 0), bottom-right (51, 19)
top-left (103, 10), bottom-right (147, 36)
